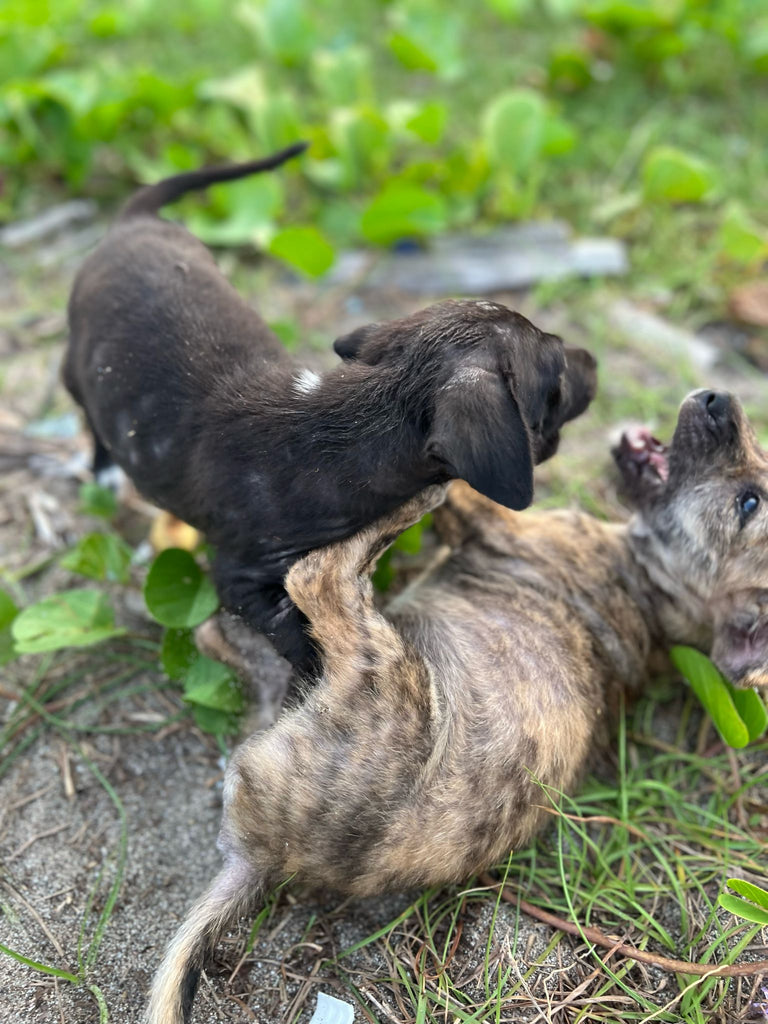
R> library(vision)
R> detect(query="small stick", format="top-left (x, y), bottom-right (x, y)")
top-left (9, 822), bottom-right (70, 862)
top-left (59, 741), bottom-right (75, 800)
top-left (477, 873), bottom-right (768, 978)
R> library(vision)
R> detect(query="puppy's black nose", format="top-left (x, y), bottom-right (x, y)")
top-left (696, 389), bottom-right (732, 426)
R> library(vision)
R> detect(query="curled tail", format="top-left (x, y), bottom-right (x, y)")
top-left (120, 141), bottom-right (308, 220)
top-left (146, 858), bottom-right (266, 1024)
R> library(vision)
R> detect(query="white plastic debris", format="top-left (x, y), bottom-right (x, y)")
top-left (308, 992), bottom-right (355, 1024)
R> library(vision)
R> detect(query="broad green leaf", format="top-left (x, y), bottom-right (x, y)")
top-left (330, 107), bottom-right (391, 189)
top-left (0, 589), bottom-right (19, 666)
top-left (12, 589), bottom-right (125, 654)
top-left (406, 101), bottom-right (446, 144)
top-left (670, 646), bottom-right (750, 747)
top-left (199, 68), bottom-right (301, 152)
top-left (60, 532), bottom-right (133, 584)
top-left (719, 202), bottom-right (768, 266)
top-left (718, 893), bottom-right (768, 926)
top-left (161, 628), bottom-right (199, 680)
top-left (361, 183), bottom-right (446, 245)
top-left (548, 49), bottom-right (592, 91)
top-left (724, 878), bottom-right (768, 909)
top-left (729, 685), bottom-right (768, 742)
top-left (269, 225), bottom-right (335, 277)
top-left (144, 549), bottom-right (218, 628)
top-left (0, 589), bottom-right (19, 630)
top-left (237, 0), bottom-right (316, 66)
top-left (387, 5), bottom-right (464, 81)
top-left (744, 18), bottom-right (768, 72)
top-left (388, 101), bottom-right (446, 144)
top-left (184, 175), bottom-right (283, 248)
top-left (642, 146), bottom-right (716, 204)
top-left (482, 89), bottom-right (548, 175)
top-left (311, 47), bottom-right (373, 106)
top-left (191, 705), bottom-right (239, 735)
top-left (184, 657), bottom-right (244, 712)
top-left (79, 483), bottom-right (117, 520)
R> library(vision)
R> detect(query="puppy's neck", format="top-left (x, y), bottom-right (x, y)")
top-left (624, 516), bottom-right (713, 655)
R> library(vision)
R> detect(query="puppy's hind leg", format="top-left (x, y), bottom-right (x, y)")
top-left (146, 853), bottom-right (269, 1024)
top-left (285, 486), bottom-right (447, 686)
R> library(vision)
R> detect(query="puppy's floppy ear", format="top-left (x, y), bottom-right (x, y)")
top-left (427, 368), bottom-right (534, 510)
top-left (560, 346), bottom-right (598, 424)
top-left (711, 589), bottom-right (768, 689)
top-left (333, 324), bottom-right (380, 362)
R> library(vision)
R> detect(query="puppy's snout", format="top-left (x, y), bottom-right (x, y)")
top-left (694, 389), bottom-right (734, 435)
top-left (697, 389), bottom-right (731, 420)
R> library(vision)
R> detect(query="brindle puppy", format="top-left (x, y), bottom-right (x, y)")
top-left (147, 389), bottom-right (768, 1024)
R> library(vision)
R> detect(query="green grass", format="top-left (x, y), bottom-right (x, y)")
top-left (2, 0), bottom-right (768, 311)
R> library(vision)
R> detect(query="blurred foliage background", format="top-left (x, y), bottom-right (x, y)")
top-left (1, 0), bottom-right (767, 308)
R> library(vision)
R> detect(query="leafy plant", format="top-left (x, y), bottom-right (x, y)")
top-left (0, 589), bottom-right (19, 665)
top-left (670, 645), bottom-right (768, 749)
top-left (143, 548), bottom-right (218, 629)
top-left (60, 532), bottom-right (133, 584)
top-left (641, 146), bottom-right (717, 204)
top-left (11, 590), bottom-right (125, 654)
top-left (719, 878), bottom-right (768, 926)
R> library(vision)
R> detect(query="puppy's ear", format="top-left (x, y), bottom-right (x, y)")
top-left (427, 368), bottom-right (534, 510)
top-left (333, 324), bottom-right (380, 362)
top-left (711, 589), bottom-right (768, 689)
top-left (560, 346), bottom-right (598, 424)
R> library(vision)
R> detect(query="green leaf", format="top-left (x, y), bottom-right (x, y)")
top-left (78, 482), bottom-right (117, 520)
top-left (237, 0), bottom-right (316, 66)
top-left (269, 225), bottom-right (335, 277)
top-left (361, 182), bottom-right (447, 245)
top-left (729, 685), bottom-right (768, 742)
top-left (60, 532), bottom-right (133, 584)
top-left (719, 202), bottom-right (768, 266)
top-left (724, 878), bottom-right (768, 910)
top-left (191, 705), bottom-right (239, 735)
top-left (330, 106), bottom-right (391, 189)
top-left (387, 5), bottom-right (464, 81)
top-left (184, 656), bottom-right (243, 712)
top-left (0, 589), bottom-right (19, 666)
top-left (12, 590), bottom-right (125, 654)
top-left (718, 893), bottom-right (768, 925)
top-left (642, 146), bottom-right (716, 204)
top-left (388, 100), bottom-right (446, 144)
top-left (406, 101), bottom-right (446, 144)
top-left (482, 89), bottom-right (548, 175)
top-left (311, 46), bottom-right (373, 106)
top-left (548, 49), bottom-right (592, 91)
top-left (144, 549), bottom-right (218, 629)
top-left (183, 175), bottom-right (283, 248)
top-left (161, 628), bottom-right (199, 680)
top-left (0, 589), bottom-right (19, 630)
top-left (670, 646), bottom-right (750, 748)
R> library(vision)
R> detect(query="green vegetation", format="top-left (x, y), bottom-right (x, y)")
top-left (2, 0), bottom-right (767, 307)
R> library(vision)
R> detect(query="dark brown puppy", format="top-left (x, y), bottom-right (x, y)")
top-left (64, 151), bottom-right (596, 680)
top-left (146, 388), bottom-right (768, 1023)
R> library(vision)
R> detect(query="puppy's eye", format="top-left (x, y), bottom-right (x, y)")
top-left (737, 490), bottom-right (760, 526)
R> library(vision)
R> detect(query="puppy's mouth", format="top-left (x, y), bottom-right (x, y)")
top-left (613, 426), bottom-right (669, 499)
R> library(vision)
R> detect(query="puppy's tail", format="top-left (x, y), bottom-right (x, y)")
top-left (120, 141), bottom-right (309, 220)
top-left (145, 857), bottom-right (267, 1024)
